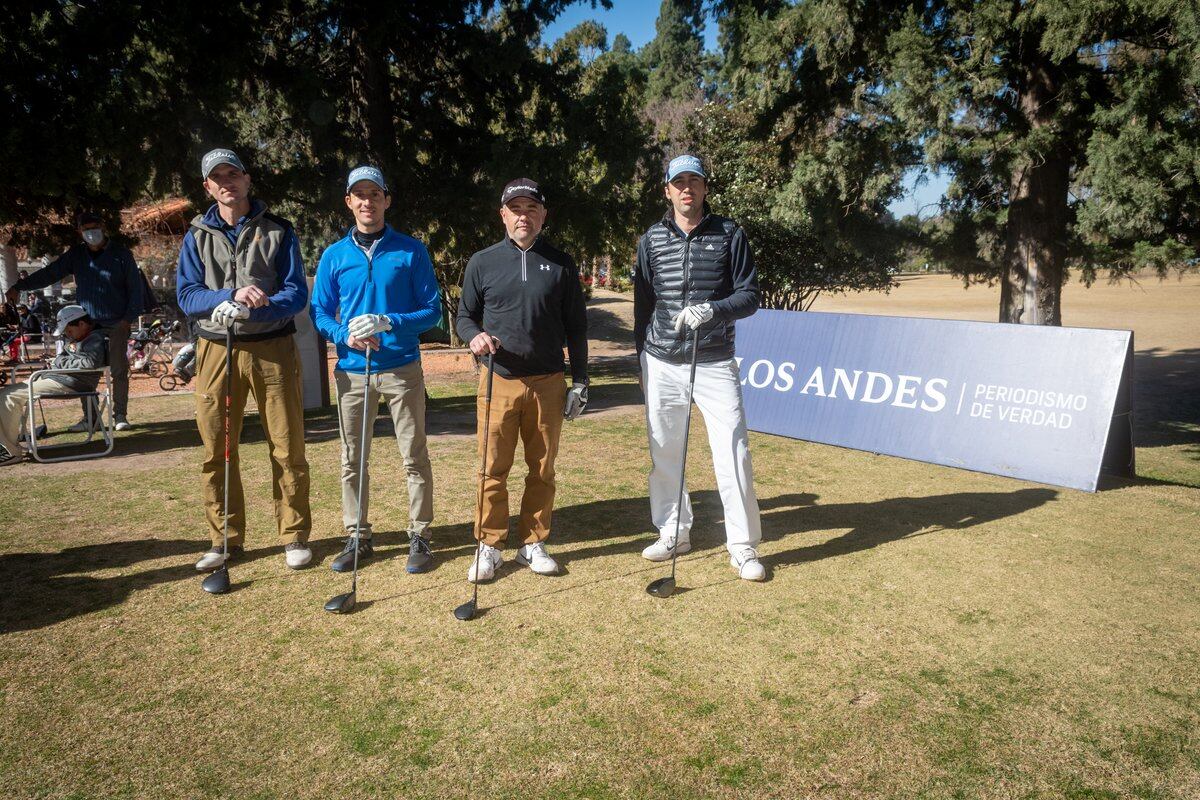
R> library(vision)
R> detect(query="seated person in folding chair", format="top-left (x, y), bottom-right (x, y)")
top-left (0, 305), bottom-right (107, 466)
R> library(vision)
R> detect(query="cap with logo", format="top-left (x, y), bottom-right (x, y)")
top-left (501, 178), bottom-right (546, 207)
top-left (346, 165), bottom-right (388, 194)
top-left (201, 148), bottom-right (247, 179)
top-left (54, 304), bottom-right (88, 336)
top-left (665, 154), bottom-right (706, 182)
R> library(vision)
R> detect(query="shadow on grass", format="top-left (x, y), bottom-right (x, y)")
top-left (477, 486), bottom-right (1058, 608)
top-left (1133, 347), bottom-right (1200, 453)
top-left (0, 488), bottom-right (1056, 631)
top-left (0, 537), bottom-right (272, 635)
top-left (758, 487), bottom-right (1058, 569)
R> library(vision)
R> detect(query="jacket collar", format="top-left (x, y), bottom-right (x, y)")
top-left (504, 234), bottom-right (543, 253)
top-left (343, 223), bottom-right (395, 246)
top-left (662, 210), bottom-right (713, 240)
top-left (201, 198), bottom-right (266, 230)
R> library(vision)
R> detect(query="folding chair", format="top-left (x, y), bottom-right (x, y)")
top-left (24, 366), bottom-right (115, 463)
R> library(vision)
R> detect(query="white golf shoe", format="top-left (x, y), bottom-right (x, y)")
top-left (515, 542), bottom-right (559, 575)
top-left (641, 534), bottom-right (691, 563)
top-left (284, 541), bottom-right (312, 569)
top-left (730, 547), bottom-right (766, 581)
top-left (468, 543), bottom-right (503, 583)
top-left (194, 545), bottom-right (241, 571)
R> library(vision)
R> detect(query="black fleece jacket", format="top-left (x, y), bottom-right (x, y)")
top-left (455, 236), bottom-right (588, 384)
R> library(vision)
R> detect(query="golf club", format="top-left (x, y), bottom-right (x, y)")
top-left (454, 348), bottom-right (496, 621)
top-left (647, 328), bottom-right (700, 599)
top-left (202, 327), bottom-right (235, 595)
top-left (326, 344), bottom-right (373, 614)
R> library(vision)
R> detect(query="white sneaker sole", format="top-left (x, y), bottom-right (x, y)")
top-left (514, 551), bottom-right (558, 575)
top-left (285, 551), bottom-right (312, 570)
top-left (642, 542), bottom-right (691, 563)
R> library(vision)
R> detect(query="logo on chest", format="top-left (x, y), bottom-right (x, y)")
top-left (539, 263), bottom-right (551, 272)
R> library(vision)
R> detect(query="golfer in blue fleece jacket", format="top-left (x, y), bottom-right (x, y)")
top-left (310, 166), bottom-right (441, 575)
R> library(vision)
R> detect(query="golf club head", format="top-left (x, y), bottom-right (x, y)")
top-left (453, 599), bottom-right (477, 621)
top-left (324, 590), bottom-right (356, 614)
top-left (201, 565), bottom-right (231, 595)
top-left (646, 576), bottom-right (676, 598)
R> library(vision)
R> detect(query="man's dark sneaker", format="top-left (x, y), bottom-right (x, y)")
top-left (331, 535), bottom-right (373, 573)
top-left (194, 544), bottom-right (244, 572)
top-left (406, 534), bottom-right (433, 574)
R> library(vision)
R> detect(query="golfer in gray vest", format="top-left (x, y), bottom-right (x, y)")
top-left (634, 154), bottom-right (765, 581)
top-left (176, 148), bottom-right (313, 573)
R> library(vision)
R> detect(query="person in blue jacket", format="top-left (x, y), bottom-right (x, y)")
top-left (311, 166), bottom-right (442, 574)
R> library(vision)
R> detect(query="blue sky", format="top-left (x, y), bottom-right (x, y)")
top-left (542, 1), bottom-right (950, 217)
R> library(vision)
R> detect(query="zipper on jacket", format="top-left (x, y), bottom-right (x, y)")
top-left (520, 248), bottom-right (527, 282)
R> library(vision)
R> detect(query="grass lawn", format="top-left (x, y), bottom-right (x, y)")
top-left (1, 278), bottom-right (1198, 799)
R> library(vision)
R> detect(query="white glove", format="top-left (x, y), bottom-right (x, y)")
top-left (348, 314), bottom-right (392, 339)
top-left (564, 383), bottom-right (588, 421)
top-left (210, 300), bottom-right (250, 329)
top-left (673, 303), bottom-right (714, 332)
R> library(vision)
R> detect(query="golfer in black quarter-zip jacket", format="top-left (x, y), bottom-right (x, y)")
top-left (455, 178), bottom-right (588, 583)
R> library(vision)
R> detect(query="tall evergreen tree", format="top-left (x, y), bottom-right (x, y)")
top-left (719, 0), bottom-right (1200, 324)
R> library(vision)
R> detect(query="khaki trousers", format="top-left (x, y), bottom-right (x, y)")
top-left (194, 335), bottom-right (311, 547)
top-left (475, 371), bottom-right (566, 547)
top-left (334, 361), bottom-right (433, 538)
top-left (0, 377), bottom-right (67, 455)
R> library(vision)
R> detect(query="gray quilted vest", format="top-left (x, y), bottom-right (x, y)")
top-left (190, 206), bottom-right (293, 339)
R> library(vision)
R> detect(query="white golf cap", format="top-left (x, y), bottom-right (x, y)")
top-left (54, 304), bottom-right (87, 336)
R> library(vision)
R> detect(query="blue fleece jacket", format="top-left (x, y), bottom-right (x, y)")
top-left (175, 200), bottom-right (308, 322)
top-left (310, 225), bottom-right (441, 373)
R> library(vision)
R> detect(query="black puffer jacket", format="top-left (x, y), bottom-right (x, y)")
top-left (633, 212), bottom-right (759, 364)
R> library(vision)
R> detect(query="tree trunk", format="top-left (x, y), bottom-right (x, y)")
top-left (1000, 54), bottom-right (1069, 325)
top-left (345, 13), bottom-right (396, 178)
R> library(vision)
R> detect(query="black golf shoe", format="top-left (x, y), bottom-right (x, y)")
top-left (331, 535), bottom-right (373, 573)
top-left (405, 534), bottom-right (433, 574)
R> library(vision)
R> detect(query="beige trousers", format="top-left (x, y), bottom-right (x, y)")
top-left (334, 360), bottom-right (433, 538)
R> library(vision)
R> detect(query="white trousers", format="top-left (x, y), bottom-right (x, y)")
top-left (641, 351), bottom-right (762, 553)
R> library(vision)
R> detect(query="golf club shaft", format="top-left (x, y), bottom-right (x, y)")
top-left (668, 329), bottom-right (700, 583)
top-left (223, 327), bottom-right (232, 558)
top-left (351, 346), bottom-right (372, 592)
top-left (471, 352), bottom-right (495, 607)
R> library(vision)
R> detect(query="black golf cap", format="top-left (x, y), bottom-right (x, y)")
top-left (501, 178), bottom-right (546, 207)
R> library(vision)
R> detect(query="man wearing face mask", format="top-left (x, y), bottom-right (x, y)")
top-left (311, 166), bottom-right (441, 574)
top-left (7, 212), bottom-right (145, 431)
top-left (634, 153), bottom-right (765, 582)
top-left (176, 147), bottom-right (313, 573)
top-left (454, 178), bottom-right (589, 583)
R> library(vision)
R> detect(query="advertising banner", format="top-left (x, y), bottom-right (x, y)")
top-left (735, 310), bottom-right (1133, 492)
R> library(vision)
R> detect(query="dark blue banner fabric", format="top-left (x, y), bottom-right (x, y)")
top-left (735, 310), bottom-right (1133, 492)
